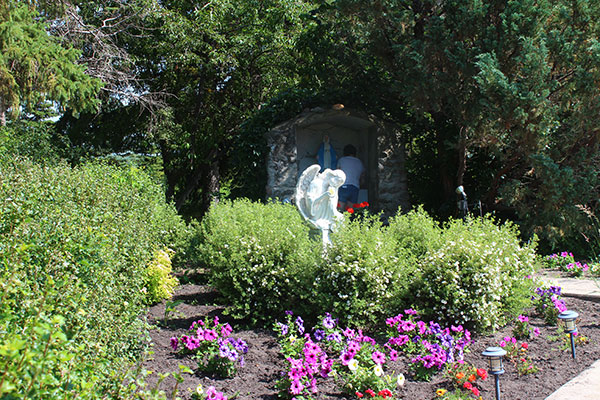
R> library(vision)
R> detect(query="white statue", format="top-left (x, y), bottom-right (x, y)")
top-left (295, 164), bottom-right (346, 246)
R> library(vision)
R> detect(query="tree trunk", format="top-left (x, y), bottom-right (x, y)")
top-left (200, 147), bottom-right (220, 217)
top-left (159, 139), bottom-right (178, 203)
top-left (456, 126), bottom-right (468, 187)
top-left (0, 101), bottom-right (6, 127)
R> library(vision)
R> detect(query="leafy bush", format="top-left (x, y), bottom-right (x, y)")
top-left (199, 199), bottom-right (321, 322)
top-left (0, 157), bottom-right (189, 398)
top-left (414, 217), bottom-right (538, 332)
top-left (144, 248), bottom-right (179, 304)
top-left (387, 206), bottom-right (443, 261)
top-left (316, 215), bottom-right (417, 327)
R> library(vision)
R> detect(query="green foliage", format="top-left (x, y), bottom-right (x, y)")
top-left (199, 199), bottom-right (321, 322)
top-left (0, 120), bottom-right (63, 163)
top-left (415, 217), bottom-right (538, 332)
top-left (144, 248), bottom-right (179, 305)
top-left (317, 215), bottom-right (416, 327)
top-left (387, 206), bottom-right (443, 261)
top-left (0, 0), bottom-right (101, 123)
top-left (0, 157), bottom-right (189, 398)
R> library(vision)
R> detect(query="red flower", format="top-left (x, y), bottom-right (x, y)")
top-left (463, 382), bottom-right (473, 390)
top-left (521, 342), bottom-right (529, 349)
top-left (472, 387), bottom-right (480, 396)
top-left (365, 389), bottom-right (376, 397)
top-left (347, 208), bottom-right (355, 214)
top-left (356, 392), bottom-right (364, 398)
top-left (353, 203), bottom-right (361, 208)
top-left (476, 368), bottom-right (488, 380)
top-left (378, 389), bottom-right (392, 398)
top-left (468, 374), bottom-right (476, 382)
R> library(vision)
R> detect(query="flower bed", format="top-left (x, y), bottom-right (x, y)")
top-left (142, 282), bottom-right (600, 400)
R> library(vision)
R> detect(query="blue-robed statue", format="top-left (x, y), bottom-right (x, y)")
top-left (317, 135), bottom-right (337, 172)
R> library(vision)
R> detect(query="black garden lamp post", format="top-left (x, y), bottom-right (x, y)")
top-left (482, 346), bottom-right (507, 400)
top-left (558, 310), bottom-right (579, 359)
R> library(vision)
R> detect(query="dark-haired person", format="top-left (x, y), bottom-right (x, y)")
top-left (337, 144), bottom-right (365, 211)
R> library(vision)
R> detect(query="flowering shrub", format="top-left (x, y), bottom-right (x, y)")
top-left (171, 316), bottom-right (247, 378)
top-left (199, 199), bottom-right (321, 322)
top-left (385, 310), bottom-right (471, 381)
top-left (443, 361), bottom-right (487, 398)
top-left (387, 206), bottom-right (443, 261)
top-left (317, 215), bottom-right (416, 327)
top-left (512, 315), bottom-right (541, 340)
top-left (531, 286), bottom-right (566, 325)
top-left (499, 337), bottom-right (538, 375)
top-left (415, 217), bottom-right (537, 332)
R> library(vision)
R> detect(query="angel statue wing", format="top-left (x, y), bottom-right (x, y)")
top-left (295, 164), bottom-right (321, 225)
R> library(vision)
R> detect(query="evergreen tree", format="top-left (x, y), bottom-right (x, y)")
top-left (0, 1), bottom-right (101, 125)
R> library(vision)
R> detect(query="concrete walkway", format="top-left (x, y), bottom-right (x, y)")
top-left (538, 274), bottom-right (600, 399)
top-left (544, 360), bottom-right (600, 400)
top-left (538, 272), bottom-right (600, 302)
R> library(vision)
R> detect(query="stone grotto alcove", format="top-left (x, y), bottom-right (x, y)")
top-left (265, 106), bottom-right (410, 216)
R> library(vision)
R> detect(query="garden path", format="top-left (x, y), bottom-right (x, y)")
top-left (539, 274), bottom-right (600, 400)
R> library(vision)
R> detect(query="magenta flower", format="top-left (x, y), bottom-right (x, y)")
top-left (204, 329), bottom-right (218, 341)
top-left (221, 323), bottom-right (233, 337)
top-left (290, 379), bottom-right (304, 395)
top-left (372, 350), bottom-right (386, 365)
top-left (518, 315), bottom-right (529, 323)
top-left (340, 351), bottom-right (354, 365)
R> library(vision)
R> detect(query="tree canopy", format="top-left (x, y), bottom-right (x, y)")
top-left (3, 0), bottom-right (599, 255)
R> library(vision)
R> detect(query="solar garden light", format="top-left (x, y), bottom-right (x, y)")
top-left (558, 310), bottom-right (579, 359)
top-left (482, 346), bottom-right (507, 400)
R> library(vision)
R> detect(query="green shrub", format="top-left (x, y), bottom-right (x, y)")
top-left (414, 217), bottom-right (538, 332)
top-left (199, 199), bottom-right (321, 322)
top-left (387, 206), bottom-right (443, 261)
top-left (316, 214), bottom-right (417, 327)
top-left (0, 158), bottom-right (189, 398)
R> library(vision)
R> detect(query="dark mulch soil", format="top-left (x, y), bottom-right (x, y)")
top-left (143, 282), bottom-right (600, 400)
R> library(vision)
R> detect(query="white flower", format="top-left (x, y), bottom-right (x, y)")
top-left (374, 364), bottom-right (383, 377)
top-left (397, 373), bottom-right (405, 387)
top-left (195, 384), bottom-right (203, 396)
top-left (348, 359), bottom-right (359, 371)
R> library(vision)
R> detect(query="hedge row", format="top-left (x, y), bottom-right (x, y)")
top-left (199, 201), bottom-right (538, 332)
top-left (0, 157), bottom-right (189, 399)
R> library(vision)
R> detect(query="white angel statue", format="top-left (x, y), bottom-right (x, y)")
top-left (295, 164), bottom-right (346, 246)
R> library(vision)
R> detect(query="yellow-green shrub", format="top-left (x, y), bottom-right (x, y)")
top-left (144, 248), bottom-right (179, 304)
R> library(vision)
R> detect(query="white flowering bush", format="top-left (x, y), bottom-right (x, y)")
top-left (199, 199), bottom-right (321, 321)
top-left (316, 215), bottom-right (417, 327)
top-left (415, 217), bottom-right (538, 332)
